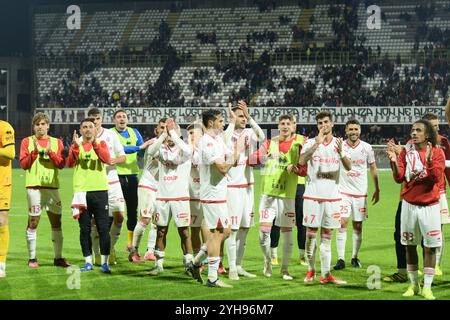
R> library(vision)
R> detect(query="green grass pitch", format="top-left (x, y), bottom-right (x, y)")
top-left (1, 169), bottom-right (450, 300)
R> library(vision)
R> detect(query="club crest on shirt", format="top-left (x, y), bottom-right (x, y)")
top-left (411, 168), bottom-right (428, 181)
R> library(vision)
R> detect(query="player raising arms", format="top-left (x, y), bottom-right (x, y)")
top-left (300, 111), bottom-right (350, 285)
top-left (225, 100), bottom-right (265, 280)
top-left (19, 112), bottom-right (70, 268)
top-left (387, 119), bottom-right (445, 300)
top-left (128, 118), bottom-right (167, 263)
top-left (270, 117), bottom-right (308, 266)
top-left (146, 118), bottom-right (194, 275)
top-left (187, 108), bottom-right (245, 288)
top-left (249, 114), bottom-right (303, 280)
top-left (333, 119), bottom-right (380, 270)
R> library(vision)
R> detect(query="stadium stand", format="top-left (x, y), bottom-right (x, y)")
top-left (33, 2), bottom-right (450, 109)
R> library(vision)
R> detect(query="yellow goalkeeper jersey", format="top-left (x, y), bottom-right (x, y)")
top-left (0, 120), bottom-right (14, 186)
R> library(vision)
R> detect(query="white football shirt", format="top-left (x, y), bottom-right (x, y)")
top-left (156, 145), bottom-right (191, 200)
top-left (139, 137), bottom-right (160, 191)
top-left (189, 148), bottom-right (201, 200)
top-left (339, 140), bottom-right (375, 196)
top-left (302, 136), bottom-right (350, 201)
top-left (155, 131), bottom-right (192, 200)
top-left (227, 128), bottom-right (259, 187)
top-left (96, 127), bottom-right (125, 183)
top-left (199, 132), bottom-right (230, 202)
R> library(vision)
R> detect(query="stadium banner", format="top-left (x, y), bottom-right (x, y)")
top-left (35, 106), bottom-right (446, 125)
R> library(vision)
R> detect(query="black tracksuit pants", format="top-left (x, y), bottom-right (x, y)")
top-left (79, 191), bottom-right (110, 257)
top-left (119, 174), bottom-right (139, 231)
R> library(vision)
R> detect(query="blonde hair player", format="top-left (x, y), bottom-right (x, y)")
top-left (19, 112), bottom-right (70, 269)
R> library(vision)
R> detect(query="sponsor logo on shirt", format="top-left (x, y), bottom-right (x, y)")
top-left (352, 159), bottom-right (366, 165)
top-left (413, 169), bottom-right (428, 181)
top-left (316, 171), bottom-right (338, 179)
top-left (312, 155), bottom-right (339, 164)
top-left (163, 175), bottom-right (178, 182)
top-left (347, 171), bottom-right (361, 178)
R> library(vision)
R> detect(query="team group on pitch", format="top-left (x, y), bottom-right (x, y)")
top-left (0, 100), bottom-right (447, 299)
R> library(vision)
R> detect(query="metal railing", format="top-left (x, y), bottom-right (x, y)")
top-left (34, 48), bottom-right (450, 70)
top-left (34, 53), bottom-right (171, 69)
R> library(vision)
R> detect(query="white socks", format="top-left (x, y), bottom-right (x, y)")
top-left (27, 228), bottom-right (64, 260)
top-left (352, 231), bottom-right (362, 259)
top-left (236, 228), bottom-right (249, 267)
top-left (271, 247), bottom-right (277, 258)
top-left (109, 223), bottom-right (122, 249)
top-left (281, 230), bottom-right (293, 273)
top-left (407, 264), bottom-right (419, 286)
top-left (320, 234), bottom-right (332, 276)
top-left (132, 221), bottom-right (146, 249)
top-left (259, 227), bottom-right (271, 262)
top-left (336, 228), bottom-right (347, 260)
top-left (208, 256), bottom-right (220, 283)
top-left (305, 231), bottom-right (317, 271)
top-left (184, 253), bottom-right (193, 267)
top-left (299, 249), bottom-right (305, 259)
top-left (436, 233), bottom-right (444, 267)
top-left (147, 223), bottom-right (157, 253)
top-left (423, 267), bottom-right (435, 289)
top-left (155, 250), bottom-right (165, 270)
top-left (194, 244), bottom-right (208, 266)
top-left (85, 255), bottom-right (93, 264)
top-left (226, 230), bottom-right (237, 271)
top-left (51, 229), bottom-right (63, 259)
top-left (337, 228), bottom-right (363, 260)
top-left (101, 255), bottom-right (109, 265)
top-left (26, 228), bottom-right (37, 259)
